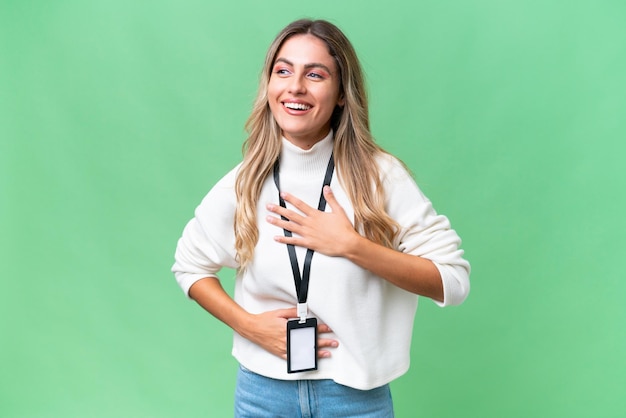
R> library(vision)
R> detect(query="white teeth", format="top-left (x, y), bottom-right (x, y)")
top-left (284, 102), bottom-right (311, 110)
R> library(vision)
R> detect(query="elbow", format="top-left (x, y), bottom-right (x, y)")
top-left (436, 263), bottom-right (470, 307)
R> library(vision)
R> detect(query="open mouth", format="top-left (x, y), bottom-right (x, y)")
top-left (283, 102), bottom-right (312, 111)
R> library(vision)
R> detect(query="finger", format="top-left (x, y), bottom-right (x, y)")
top-left (318, 338), bottom-right (339, 349)
top-left (280, 192), bottom-right (316, 216)
top-left (318, 350), bottom-right (332, 358)
top-left (317, 323), bottom-right (333, 334)
top-left (323, 186), bottom-right (345, 214)
top-left (273, 234), bottom-right (308, 249)
top-left (276, 308), bottom-right (298, 319)
top-left (267, 217), bottom-right (307, 244)
top-left (266, 203), bottom-right (306, 224)
top-left (266, 214), bottom-right (303, 236)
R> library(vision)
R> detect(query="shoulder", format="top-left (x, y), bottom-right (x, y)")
top-left (202, 163), bottom-right (241, 199)
top-left (374, 152), bottom-right (417, 189)
top-left (195, 163), bottom-right (242, 218)
top-left (372, 151), bottom-right (435, 216)
top-left (212, 163), bottom-right (242, 189)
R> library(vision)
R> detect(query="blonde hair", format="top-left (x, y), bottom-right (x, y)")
top-left (235, 19), bottom-right (400, 268)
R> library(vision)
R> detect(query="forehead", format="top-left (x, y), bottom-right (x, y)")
top-left (274, 34), bottom-right (336, 70)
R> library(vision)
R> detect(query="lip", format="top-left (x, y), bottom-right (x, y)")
top-left (281, 99), bottom-right (313, 113)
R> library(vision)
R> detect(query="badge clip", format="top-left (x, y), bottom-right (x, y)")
top-left (297, 302), bottom-right (307, 323)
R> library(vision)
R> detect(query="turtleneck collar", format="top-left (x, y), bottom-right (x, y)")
top-left (279, 130), bottom-right (334, 175)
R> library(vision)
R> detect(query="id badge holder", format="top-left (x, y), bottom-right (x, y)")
top-left (286, 317), bottom-right (317, 373)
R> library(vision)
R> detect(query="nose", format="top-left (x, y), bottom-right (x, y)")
top-left (288, 75), bottom-right (306, 95)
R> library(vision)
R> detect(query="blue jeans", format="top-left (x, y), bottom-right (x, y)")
top-left (234, 365), bottom-right (394, 417)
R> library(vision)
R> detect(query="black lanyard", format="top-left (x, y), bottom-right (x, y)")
top-left (272, 154), bottom-right (335, 312)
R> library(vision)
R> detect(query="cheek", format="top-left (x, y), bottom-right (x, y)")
top-left (268, 102), bottom-right (281, 123)
top-left (267, 81), bottom-right (278, 101)
top-left (267, 83), bottom-right (281, 113)
top-left (318, 84), bottom-right (341, 108)
top-left (317, 91), bottom-right (341, 115)
top-left (267, 74), bottom-right (286, 98)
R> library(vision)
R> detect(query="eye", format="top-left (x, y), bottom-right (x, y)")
top-left (307, 72), bottom-right (325, 80)
top-left (274, 68), bottom-right (291, 76)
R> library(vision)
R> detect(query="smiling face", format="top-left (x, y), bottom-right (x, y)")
top-left (267, 34), bottom-right (344, 149)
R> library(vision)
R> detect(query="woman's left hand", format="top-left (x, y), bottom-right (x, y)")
top-left (266, 186), bottom-right (360, 257)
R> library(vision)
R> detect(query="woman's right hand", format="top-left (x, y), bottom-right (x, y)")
top-left (240, 308), bottom-right (339, 359)
top-left (240, 308), bottom-right (295, 359)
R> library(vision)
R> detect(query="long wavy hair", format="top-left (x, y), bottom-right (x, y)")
top-left (234, 19), bottom-right (400, 268)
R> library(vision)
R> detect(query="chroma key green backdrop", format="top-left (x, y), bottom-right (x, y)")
top-left (1, 1), bottom-right (624, 417)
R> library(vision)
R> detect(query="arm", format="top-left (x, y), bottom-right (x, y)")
top-left (189, 277), bottom-right (295, 358)
top-left (342, 232), bottom-right (443, 302)
top-left (173, 167), bottom-right (338, 358)
top-left (266, 186), bottom-right (450, 302)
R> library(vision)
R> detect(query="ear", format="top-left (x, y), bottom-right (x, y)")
top-left (337, 94), bottom-right (345, 107)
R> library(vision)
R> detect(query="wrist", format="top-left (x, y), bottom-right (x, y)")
top-left (231, 309), bottom-right (254, 339)
top-left (343, 232), bottom-right (368, 261)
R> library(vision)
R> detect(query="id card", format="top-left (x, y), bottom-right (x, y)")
top-left (286, 317), bottom-right (317, 373)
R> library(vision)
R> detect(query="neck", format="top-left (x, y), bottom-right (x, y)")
top-left (284, 129), bottom-right (332, 150)
top-left (280, 130), bottom-right (334, 174)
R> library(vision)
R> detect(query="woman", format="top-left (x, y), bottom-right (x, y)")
top-left (172, 19), bottom-right (470, 417)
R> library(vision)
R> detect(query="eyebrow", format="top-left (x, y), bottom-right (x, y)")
top-left (274, 57), bottom-right (333, 75)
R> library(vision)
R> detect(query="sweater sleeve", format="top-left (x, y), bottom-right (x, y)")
top-left (171, 167), bottom-right (240, 297)
top-left (381, 156), bottom-right (470, 307)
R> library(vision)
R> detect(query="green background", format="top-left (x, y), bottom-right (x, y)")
top-left (1, 0), bottom-right (624, 417)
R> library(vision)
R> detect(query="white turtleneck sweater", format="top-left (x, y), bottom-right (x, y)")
top-left (172, 131), bottom-right (470, 390)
